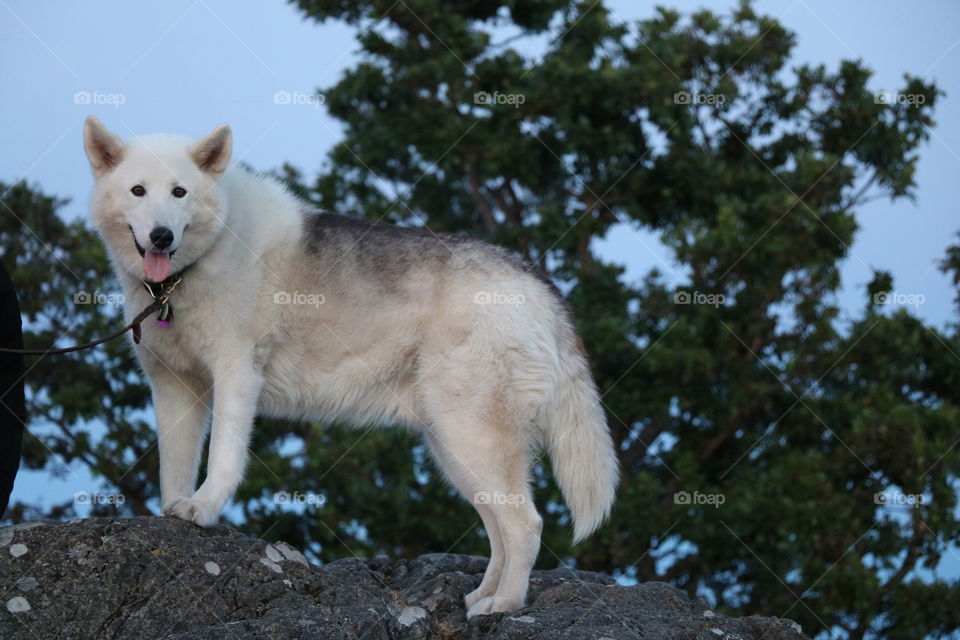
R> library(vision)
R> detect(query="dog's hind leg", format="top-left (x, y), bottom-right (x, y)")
top-left (423, 410), bottom-right (542, 618)
top-left (423, 431), bottom-right (504, 609)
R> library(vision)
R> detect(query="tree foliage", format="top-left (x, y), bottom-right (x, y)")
top-left (0, 183), bottom-right (155, 521)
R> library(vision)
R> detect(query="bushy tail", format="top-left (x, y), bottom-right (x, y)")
top-left (542, 329), bottom-right (619, 544)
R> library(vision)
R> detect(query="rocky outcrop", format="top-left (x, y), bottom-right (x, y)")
top-left (0, 517), bottom-right (807, 639)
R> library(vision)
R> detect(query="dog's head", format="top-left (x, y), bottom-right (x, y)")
top-left (83, 116), bottom-right (232, 283)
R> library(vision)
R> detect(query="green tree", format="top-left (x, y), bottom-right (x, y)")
top-left (272, 0), bottom-right (954, 637)
top-left (0, 182), bottom-right (155, 521)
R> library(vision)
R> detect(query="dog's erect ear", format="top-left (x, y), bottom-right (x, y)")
top-left (190, 125), bottom-right (232, 176)
top-left (83, 116), bottom-right (125, 178)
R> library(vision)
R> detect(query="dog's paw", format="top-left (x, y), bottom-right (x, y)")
top-left (466, 595), bottom-right (522, 618)
top-left (163, 496), bottom-right (221, 527)
top-left (464, 585), bottom-right (496, 609)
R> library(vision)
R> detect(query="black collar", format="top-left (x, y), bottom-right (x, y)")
top-left (140, 268), bottom-right (188, 300)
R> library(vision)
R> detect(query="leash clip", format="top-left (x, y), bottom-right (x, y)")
top-left (140, 274), bottom-right (182, 328)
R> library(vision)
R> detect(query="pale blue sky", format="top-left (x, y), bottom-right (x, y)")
top-left (2, 0), bottom-right (958, 611)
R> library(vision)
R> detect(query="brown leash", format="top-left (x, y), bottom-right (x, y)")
top-left (0, 300), bottom-right (162, 356)
top-left (0, 274), bottom-right (183, 357)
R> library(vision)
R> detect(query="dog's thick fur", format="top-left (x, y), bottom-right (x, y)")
top-left (83, 117), bottom-right (618, 617)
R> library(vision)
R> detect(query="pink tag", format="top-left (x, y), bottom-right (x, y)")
top-left (157, 320), bottom-right (171, 328)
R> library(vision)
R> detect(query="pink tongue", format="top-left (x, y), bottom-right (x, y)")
top-left (144, 251), bottom-right (171, 282)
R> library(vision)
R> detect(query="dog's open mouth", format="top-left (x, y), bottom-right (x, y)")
top-left (129, 226), bottom-right (176, 282)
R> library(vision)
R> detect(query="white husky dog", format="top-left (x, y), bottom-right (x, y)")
top-left (82, 117), bottom-right (618, 617)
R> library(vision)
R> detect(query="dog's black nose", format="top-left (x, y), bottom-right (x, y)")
top-left (149, 226), bottom-right (174, 250)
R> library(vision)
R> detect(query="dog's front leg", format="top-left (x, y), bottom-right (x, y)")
top-left (150, 368), bottom-right (211, 511)
top-left (165, 355), bottom-right (262, 527)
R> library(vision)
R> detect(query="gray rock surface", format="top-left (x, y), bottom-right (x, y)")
top-left (0, 517), bottom-right (808, 639)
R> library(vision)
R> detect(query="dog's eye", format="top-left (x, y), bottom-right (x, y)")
top-left (130, 185), bottom-right (146, 197)
top-left (172, 186), bottom-right (187, 198)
